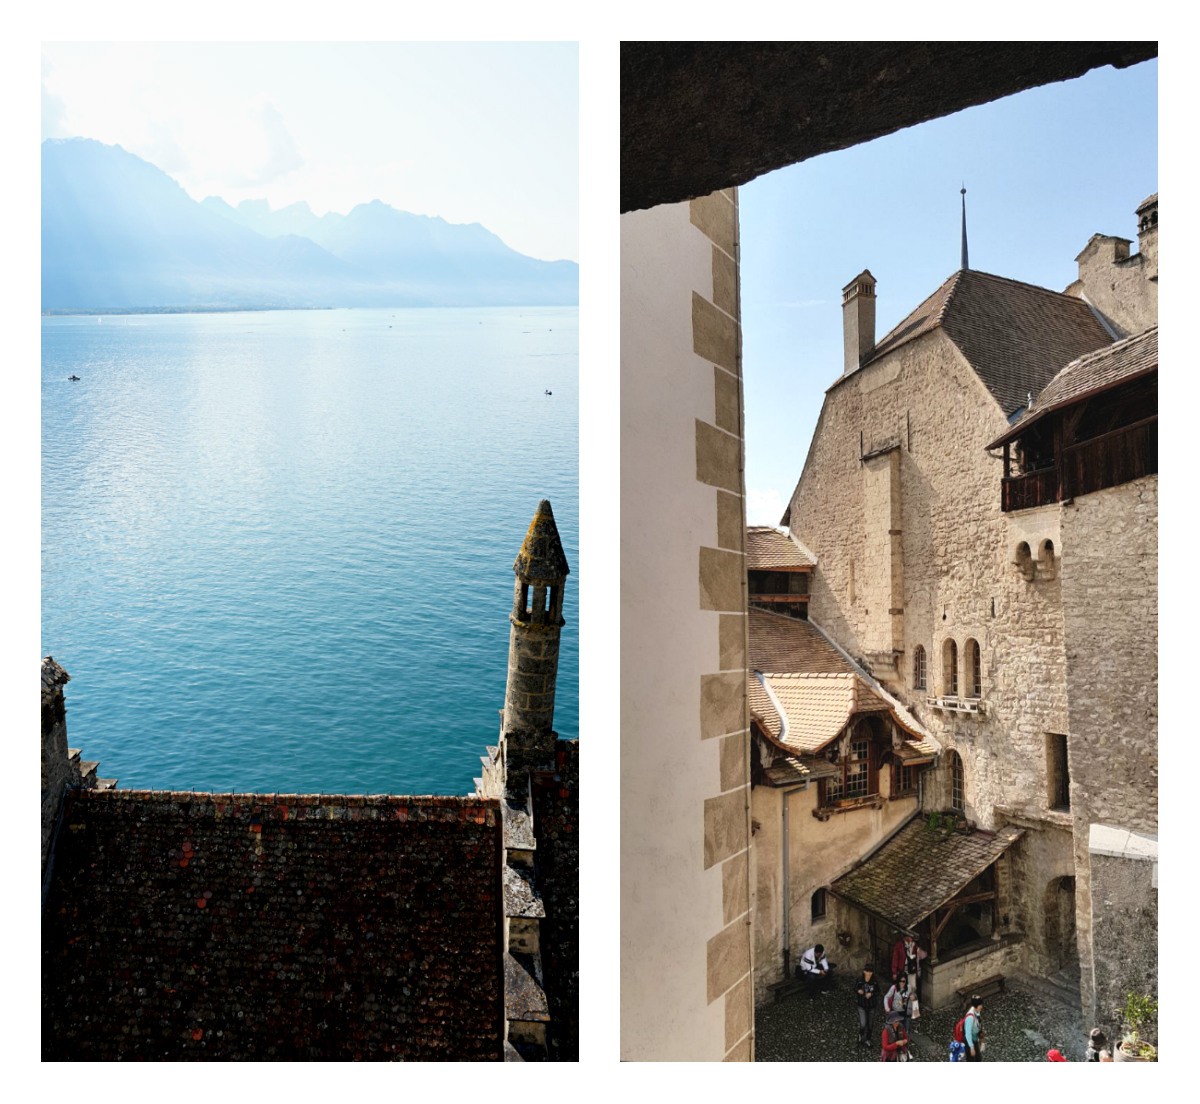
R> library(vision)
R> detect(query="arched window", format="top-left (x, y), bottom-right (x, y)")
top-left (912, 645), bottom-right (927, 691)
top-left (950, 750), bottom-right (965, 812)
top-left (943, 639), bottom-right (958, 697)
top-left (966, 639), bottom-right (981, 698)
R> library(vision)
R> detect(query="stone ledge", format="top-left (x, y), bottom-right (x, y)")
top-left (1089, 822), bottom-right (1157, 861)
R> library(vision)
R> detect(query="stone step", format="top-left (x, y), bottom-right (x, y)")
top-left (79, 761), bottom-right (99, 786)
top-left (503, 1040), bottom-right (525, 1062)
top-left (504, 951), bottom-right (549, 1022)
top-left (95, 778), bottom-right (117, 791)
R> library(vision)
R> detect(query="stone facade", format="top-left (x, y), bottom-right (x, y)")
top-left (1066, 195), bottom-right (1158, 338)
top-left (1060, 475), bottom-right (1158, 1033)
top-left (750, 772), bottom-right (918, 994)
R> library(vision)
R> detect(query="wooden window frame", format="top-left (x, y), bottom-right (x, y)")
top-left (913, 645), bottom-right (926, 691)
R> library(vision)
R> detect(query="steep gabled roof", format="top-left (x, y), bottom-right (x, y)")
top-left (746, 527), bottom-right (816, 570)
top-left (843, 269), bottom-right (1113, 416)
top-left (987, 325), bottom-right (1157, 448)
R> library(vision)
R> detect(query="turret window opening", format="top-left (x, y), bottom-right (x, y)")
top-left (944, 639), bottom-right (958, 697)
top-left (966, 638), bottom-right (981, 699)
top-left (521, 582), bottom-right (531, 617)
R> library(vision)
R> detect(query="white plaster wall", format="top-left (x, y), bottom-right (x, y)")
top-left (621, 201), bottom-right (730, 1060)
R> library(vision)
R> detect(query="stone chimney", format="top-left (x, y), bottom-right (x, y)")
top-left (842, 270), bottom-right (877, 375)
top-left (1136, 193), bottom-right (1158, 280)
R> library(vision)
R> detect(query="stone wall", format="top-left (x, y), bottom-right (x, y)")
top-left (1060, 475), bottom-right (1157, 1024)
top-left (41, 685), bottom-right (78, 876)
top-left (1087, 844), bottom-right (1158, 1044)
top-left (43, 790), bottom-right (504, 1061)
top-left (751, 779), bottom-right (919, 997)
top-left (532, 740), bottom-right (579, 1060)
top-left (999, 816), bottom-right (1076, 977)
top-left (1068, 234), bottom-right (1157, 338)
top-left (791, 331), bottom-right (1070, 833)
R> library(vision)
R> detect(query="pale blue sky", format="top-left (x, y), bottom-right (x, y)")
top-left (41, 42), bottom-right (579, 262)
top-left (741, 58), bottom-right (1158, 524)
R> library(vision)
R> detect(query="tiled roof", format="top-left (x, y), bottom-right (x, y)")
top-left (748, 610), bottom-right (935, 754)
top-left (42, 656), bottom-right (70, 700)
top-left (987, 326), bottom-right (1157, 448)
top-left (43, 790), bottom-right (506, 1060)
top-left (766, 672), bottom-right (860, 752)
top-left (749, 608), bottom-right (850, 675)
top-left (844, 269), bottom-right (1113, 416)
top-left (831, 818), bottom-right (1024, 931)
top-left (746, 527), bottom-right (817, 570)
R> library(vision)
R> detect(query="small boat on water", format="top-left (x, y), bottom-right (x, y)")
top-left (68, 374), bottom-right (81, 381)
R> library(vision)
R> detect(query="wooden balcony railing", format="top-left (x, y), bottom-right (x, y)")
top-left (1000, 416), bottom-right (1157, 512)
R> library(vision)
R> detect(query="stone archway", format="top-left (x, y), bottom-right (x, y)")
top-left (1043, 875), bottom-right (1078, 971)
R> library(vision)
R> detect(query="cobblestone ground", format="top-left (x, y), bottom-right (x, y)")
top-left (756, 972), bottom-right (1084, 1062)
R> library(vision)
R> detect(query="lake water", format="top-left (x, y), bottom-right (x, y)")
top-left (42, 307), bottom-right (578, 795)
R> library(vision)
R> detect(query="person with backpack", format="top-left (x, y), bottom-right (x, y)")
top-left (883, 972), bottom-right (911, 1036)
top-left (854, 962), bottom-right (879, 1046)
top-left (881, 1010), bottom-right (910, 1062)
top-left (963, 995), bottom-right (985, 1061)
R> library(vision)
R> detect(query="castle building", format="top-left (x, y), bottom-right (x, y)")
top-left (41, 502), bottom-right (578, 1062)
top-left (781, 196), bottom-right (1157, 1030)
top-left (620, 43), bottom-right (1156, 1061)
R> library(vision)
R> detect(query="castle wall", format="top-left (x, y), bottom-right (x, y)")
top-left (792, 332), bottom-right (1070, 829)
top-left (41, 688), bottom-right (78, 875)
top-left (43, 790), bottom-right (504, 1061)
top-left (621, 191), bottom-right (754, 1061)
top-left (1067, 235), bottom-right (1157, 338)
top-left (1059, 474), bottom-right (1158, 1027)
top-left (532, 740), bottom-right (579, 1060)
top-left (751, 776), bottom-right (919, 998)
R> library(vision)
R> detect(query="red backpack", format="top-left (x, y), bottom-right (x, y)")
top-left (953, 1015), bottom-right (968, 1044)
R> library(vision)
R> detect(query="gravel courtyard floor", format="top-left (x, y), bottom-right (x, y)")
top-left (756, 972), bottom-right (1084, 1062)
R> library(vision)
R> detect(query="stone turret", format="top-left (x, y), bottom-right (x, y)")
top-left (501, 499), bottom-right (570, 771)
top-left (476, 500), bottom-right (571, 1061)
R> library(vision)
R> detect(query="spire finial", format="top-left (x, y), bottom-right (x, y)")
top-left (960, 184), bottom-right (970, 271)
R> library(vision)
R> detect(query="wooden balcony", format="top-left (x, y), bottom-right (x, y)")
top-left (1000, 415), bottom-right (1157, 512)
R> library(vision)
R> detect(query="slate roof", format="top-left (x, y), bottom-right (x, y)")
top-left (841, 269), bottom-right (1113, 416)
top-left (747, 609), bottom-right (935, 756)
top-left (746, 527), bottom-right (817, 570)
top-left (830, 818), bottom-right (1024, 931)
top-left (987, 326), bottom-right (1157, 448)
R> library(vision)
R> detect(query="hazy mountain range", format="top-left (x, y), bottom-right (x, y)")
top-left (42, 138), bottom-right (578, 311)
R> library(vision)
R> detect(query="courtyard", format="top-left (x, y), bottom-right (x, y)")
top-left (756, 970), bottom-right (1084, 1062)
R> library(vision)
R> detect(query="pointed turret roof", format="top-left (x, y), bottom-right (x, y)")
top-left (513, 499), bottom-right (570, 582)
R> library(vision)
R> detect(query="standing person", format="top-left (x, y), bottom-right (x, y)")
top-left (880, 1010), bottom-right (910, 1062)
top-left (890, 932), bottom-right (927, 1000)
top-left (1086, 1027), bottom-right (1112, 1062)
top-left (854, 963), bottom-right (879, 1047)
top-left (798, 943), bottom-right (835, 999)
top-left (964, 995), bottom-right (985, 1061)
top-left (883, 972), bottom-right (911, 1036)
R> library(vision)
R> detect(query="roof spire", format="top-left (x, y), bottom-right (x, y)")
top-left (960, 184), bottom-right (970, 271)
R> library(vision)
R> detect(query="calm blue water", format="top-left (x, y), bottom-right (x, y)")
top-left (42, 307), bottom-right (577, 795)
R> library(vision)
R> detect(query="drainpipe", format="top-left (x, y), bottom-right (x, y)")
top-left (781, 785), bottom-right (804, 980)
